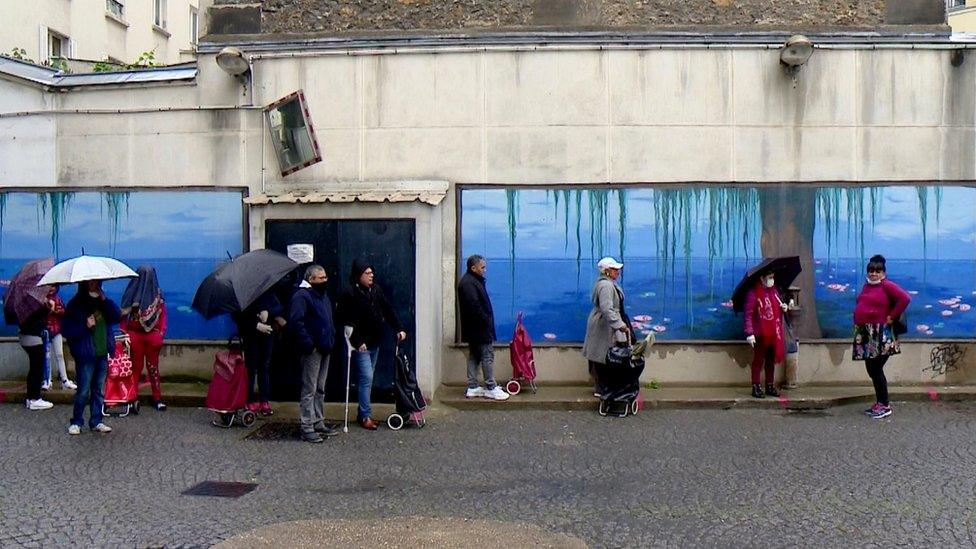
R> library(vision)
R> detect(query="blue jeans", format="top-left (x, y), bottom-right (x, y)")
top-left (72, 356), bottom-right (108, 428)
top-left (353, 347), bottom-right (380, 421)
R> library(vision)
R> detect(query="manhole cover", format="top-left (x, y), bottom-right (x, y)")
top-left (182, 481), bottom-right (257, 498)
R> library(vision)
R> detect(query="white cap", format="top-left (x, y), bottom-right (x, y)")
top-left (286, 244), bottom-right (314, 263)
top-left (597, 257), bottom-right (624, 270)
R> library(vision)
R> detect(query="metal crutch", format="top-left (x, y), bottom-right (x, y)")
top-left (343, 326), bottom-right (354, 433)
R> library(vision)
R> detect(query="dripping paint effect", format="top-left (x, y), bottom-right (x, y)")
top-left (0, 193), bottom-right (6, 255)
top-left (37, 192), bottom-right (74, 258)
top-left (505, 189), bottom-right (518, 314)
top-left (102, 191), bottom-right (130, 256)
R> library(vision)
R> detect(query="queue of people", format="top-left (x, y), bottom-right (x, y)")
top-left (10, 250), bottom-right (916, 435)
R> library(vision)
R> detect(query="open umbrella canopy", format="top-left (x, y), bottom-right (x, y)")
top-left (731, 256), bottom-right (802, 313)
top-left (4, 258), bottom-right (54, 325)
top-left (191, 249), bottom-right (297, 320)
top-left (37, 255), bottom-right (137, 286)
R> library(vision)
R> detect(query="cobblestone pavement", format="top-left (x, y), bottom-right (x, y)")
top-left (2, 401), bottom-right (976, 548)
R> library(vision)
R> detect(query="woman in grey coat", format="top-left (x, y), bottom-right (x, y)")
top-left (582, 257), bottom-right (631, 397)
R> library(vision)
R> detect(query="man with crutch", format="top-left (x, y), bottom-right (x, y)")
top-left (289, 265), bottom-right (338, 443)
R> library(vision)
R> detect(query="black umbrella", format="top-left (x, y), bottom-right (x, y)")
top-left (192, 249), bottom-right (297, 319)
top-left (731, 256), bottom-right (802, 313)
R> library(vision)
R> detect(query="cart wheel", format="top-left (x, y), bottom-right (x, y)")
top-left (598, 400), bottom-right (608, 417)
top-left (506, 380), bottom-right (521, 395)
top-left (387, 413), bottom-right (404, 431)
top-left (241, 410), bottom-right (257, 427)
top-left (212, 412), bottom-right (234, 428)
top-left (630, 399), bottom-right (639, 416)
top-left (131, 401), bottom-right (140, 415)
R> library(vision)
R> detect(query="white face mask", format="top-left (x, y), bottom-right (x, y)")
top-left (763, 278), bottom-right (775, 288)
top-left (866, 277), bottom-right (882, 285)
top-left (88, 292), bottom-right (100, 298)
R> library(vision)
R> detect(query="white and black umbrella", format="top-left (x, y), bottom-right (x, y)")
top-left (37, 255), bottom-right (137, 286)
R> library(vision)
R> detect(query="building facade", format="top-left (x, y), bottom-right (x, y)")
top-left (1, 0), bottom-right (973, 397)
top-left (0, 0), bottom-right (200, 67)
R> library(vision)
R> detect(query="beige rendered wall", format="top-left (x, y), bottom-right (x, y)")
top-left (0, 0), bottom-right (199, 65)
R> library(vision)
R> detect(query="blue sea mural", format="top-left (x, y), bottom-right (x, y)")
top-left (0, 190), bottom-right (244, 340)
top-left (461, 185), bottom-right (976, 342)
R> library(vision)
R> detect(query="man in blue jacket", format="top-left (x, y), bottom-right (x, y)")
top-left (289, 265), bottom-right (337, 443)
top-left (61, 280), bottom-right (121, 435)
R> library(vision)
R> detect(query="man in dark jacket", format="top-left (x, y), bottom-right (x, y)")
top-left (457, 254), bottom-right (509, 401)
top-left (289, 265), bottom-right (338, 443)
top-left (337, 258), bottom-right (405, 430)
top-left (61, 280), bottom-right (121, 435)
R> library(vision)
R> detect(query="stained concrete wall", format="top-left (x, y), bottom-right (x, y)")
top-left (1, 44), bottom-right (974, 394)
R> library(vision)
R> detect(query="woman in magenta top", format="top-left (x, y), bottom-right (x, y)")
top-left (852, 254), bottom-right (910, 419)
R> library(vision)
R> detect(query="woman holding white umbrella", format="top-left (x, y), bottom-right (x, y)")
top-left (40, 255), bottom-right (134, 435)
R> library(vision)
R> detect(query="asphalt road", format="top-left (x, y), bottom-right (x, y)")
top-left (2, 401), bottom-right (975, 548)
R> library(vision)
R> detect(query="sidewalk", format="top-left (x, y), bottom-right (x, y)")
top-left (4, 380), bottom-right (974, 412)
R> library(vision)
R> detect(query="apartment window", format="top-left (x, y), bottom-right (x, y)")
top-left (947, 0), bottom-right (967, 9)
top-left (154, 0), bottom-right (167, 29)
top-left (106, 0), bottom-right (124, 19)
top-left (48, 30), bottom-right (67, 60)
top-left (189, 8), bottom-right (198, 44)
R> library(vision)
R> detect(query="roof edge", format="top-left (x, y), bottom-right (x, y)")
top-left (199, 26), bottom-right (954, 53)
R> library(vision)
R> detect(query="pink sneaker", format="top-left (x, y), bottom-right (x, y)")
top-left (259, 402), bottom-right (274, 417)
top-left (246, 402), bottom-right (261, 412)
top-left (864, 402), bottom-right (882, 416)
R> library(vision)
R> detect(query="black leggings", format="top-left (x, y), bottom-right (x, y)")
top-left (865, 355), bottom-right (890, 406)
top-left (23, 344), bottom-right (46, 400)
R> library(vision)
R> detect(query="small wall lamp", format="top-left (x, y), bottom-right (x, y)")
top-left (780, 35), bottom-right (814, 77)
top-left (216, 46), bottom-right (250, 77)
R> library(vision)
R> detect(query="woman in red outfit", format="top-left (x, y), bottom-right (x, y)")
top-left (853, 255), bottom-right (910, 420)
top-left (120, 265), bottom-right (168, 411)
top-left (742, 268), bottom-right (788, 399)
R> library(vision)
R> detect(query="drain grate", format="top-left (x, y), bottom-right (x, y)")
top-left (783, 407), bottom-right (831, 418)
top-left (182, 481), bottom-right (257, 498)
top-left (244, 421), bottom-right (303, 441)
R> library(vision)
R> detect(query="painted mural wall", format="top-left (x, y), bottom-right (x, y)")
top-left (461, 185), bottom-right (976, 342)
top-left (0, 190), bottom-right (244, 339)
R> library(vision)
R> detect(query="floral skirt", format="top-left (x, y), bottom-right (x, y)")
top-left (852, 323), bottom-right (900, 361)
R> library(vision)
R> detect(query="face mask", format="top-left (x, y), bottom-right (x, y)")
top-left (89, 292), bottom-right (100, 298)
top-left (866, 277), bottom-right (882, 285)
top-left (310, 282), bottom-right (327, 294)
top-left (763, 278), bottom-right (775, 288)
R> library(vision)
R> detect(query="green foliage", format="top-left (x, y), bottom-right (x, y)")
top-left (8, 47), bottom-right (33, 63)
top-left (89, 50), bottom-right (159, 73)
top-left (47, 56), bottom-right (70, 73)
top-left (644, 380), bottom-right (661, 390)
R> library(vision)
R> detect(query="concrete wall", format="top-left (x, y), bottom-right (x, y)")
top-left (1, 44), bottom-right (974, 394)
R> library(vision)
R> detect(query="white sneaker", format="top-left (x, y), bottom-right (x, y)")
top-left (91, 423), bottom-right (112, 433)
top-left (40, 381), bottom-right (52, 391)
top-left (26, 398), bottom-right (53, 411)
top-left (67, 424), bottom-right (81, 435)
top-left (465, 387), bottom-right (484, 399)
top-left (61, 379), bottom-right (77, 390)
top-left (485, 386), bottom-right (511, 401)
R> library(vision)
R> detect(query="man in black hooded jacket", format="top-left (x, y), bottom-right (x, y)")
top-left (337, 258), bottom-right (405, 430)
top-left (457, 254), bottom-right (509, 401)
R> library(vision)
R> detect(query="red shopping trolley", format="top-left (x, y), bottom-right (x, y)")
top-left (104, 334), bottom-right (140, 416)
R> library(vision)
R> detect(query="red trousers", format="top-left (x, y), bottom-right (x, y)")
top-left (751, 339), bottom-right (777, 385)
top-left (127, 329), bottom-right (164, 402)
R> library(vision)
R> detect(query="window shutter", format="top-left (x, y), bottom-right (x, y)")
top-left (38, 25), bottom-right (48, 61)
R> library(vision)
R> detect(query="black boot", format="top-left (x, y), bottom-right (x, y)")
top-left (765, 384), bottom-right (779, 398)
top-left (751, 384), bottom-right (764, 399)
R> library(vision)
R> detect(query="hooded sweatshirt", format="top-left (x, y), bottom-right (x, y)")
top-left (337, 258), bottom-right (403, 349)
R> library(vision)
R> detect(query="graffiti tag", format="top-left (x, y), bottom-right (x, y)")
top-left (923, 344), bottom-right (965, 378)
